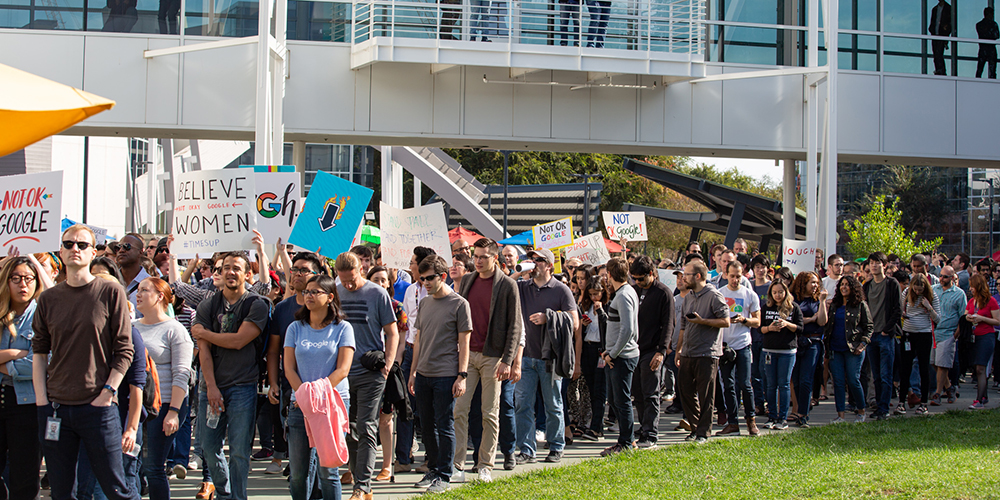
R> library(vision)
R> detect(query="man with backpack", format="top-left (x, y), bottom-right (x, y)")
top-left (192, 251), bottom-right (271, 500)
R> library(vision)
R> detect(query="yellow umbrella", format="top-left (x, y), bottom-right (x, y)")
top-left (0, 63), bottom-right (116, 157)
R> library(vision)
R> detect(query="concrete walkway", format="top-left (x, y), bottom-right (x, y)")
top-left (44, 379), bottom-right (993, 500)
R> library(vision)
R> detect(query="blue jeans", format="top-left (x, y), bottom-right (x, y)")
top-left (584, 0), bottom-right (609, 47)
top-left (193, 380), bottom-right (211, 482)
top-left (830, 350), bottom-right (866, 413)
top-left (414, 375), bottom-right (456, 482)
top-left (721, 345), bottom-right (754, 423)
top-left (607, 356), bottom-right (637, 446)
top-left (867, 333), bottom-right (896, 415)
top-left (470, 0), bottom-right (494, 38)
top-left (38, 402), bottom-right (139, 500)
top-left (497, 380), bottom-right (515, 456)
top-left (514, 357), bottom-right (564, 456)
top-left (287, 405), bottom-right (344, 500)
top-left (76, 442), bottom-right (141, 500)
top-left (199, 384), bottom-right (257, 500)
top-left (166, 400), bottom-right (192, 468)
top-left (394, 345), bottom-right (416, 465)
top-left (145, 397), bottom-right (190, 500)
top-left (763, 351), bottom-right (795, 421)
top-left (793, 339), bottom-right (822, 422)
top-left (558, 0), bottom-right (580, 45)
top-left (750, 339), bottom-right (765, 409)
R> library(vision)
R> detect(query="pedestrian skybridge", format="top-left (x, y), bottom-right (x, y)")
top-left (350, 0), bottom-right (706, 80)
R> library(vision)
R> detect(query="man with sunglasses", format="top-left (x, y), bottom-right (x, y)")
top-left (145, 237), bottom-right (160, 258)
top-left (408, 255), bottom-right (471, 494)
top-left (116, 234), bottom-right (152, 313)
top-left (32, 224), bottom-right (138, 500)
top-left (628, 255), bottom-right (674, 448)
top-left (513, 248), bottom-right (577, 465)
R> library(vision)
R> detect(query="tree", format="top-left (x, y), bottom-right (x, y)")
top-left (844, 195), bottom-right (942, 259)
top-left (847, 165), bottom-right (953, 237)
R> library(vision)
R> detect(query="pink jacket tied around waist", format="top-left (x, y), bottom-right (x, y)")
top-left (294, 377), bottom-right (349, 468)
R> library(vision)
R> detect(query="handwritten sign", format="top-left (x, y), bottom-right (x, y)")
top-left (173, 169), bottom-right (257, 255)
top-left (782, 239), bottom-right (817, 275)
top-left (379, 202), bottom-right (450, 269)
top-left (603, 211), bottom-right (647, 241)
top-left (288, 171), bottom-right (373, 260)
top-left (252, 172), bottom-right (301, 243)
top-left (532, 217), bottom-right (574, 250)
top-left (657, 269), bottom-right (677, 291)
top-left (565, 232), bottom-right (610, 266)
top-left (0, 171), bottom-right (62, 254)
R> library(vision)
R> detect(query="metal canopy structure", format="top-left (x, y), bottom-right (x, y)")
top-left (447, 183), bottom-right (601, 236)
top-left (622, 158), bottom-right (805, 251)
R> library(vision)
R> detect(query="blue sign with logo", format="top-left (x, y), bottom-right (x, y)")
top-left (287, 171), bottom-right (373, 259)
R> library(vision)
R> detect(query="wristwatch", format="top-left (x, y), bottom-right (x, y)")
top-left (457, 372), bottom-right (468, 379)
top-left (102, 384), bottom-right (117, 397)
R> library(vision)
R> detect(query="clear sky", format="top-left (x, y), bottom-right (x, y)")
top-left (689, 156), bottom-right (786, 185)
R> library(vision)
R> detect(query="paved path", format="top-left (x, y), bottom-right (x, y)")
top-left (42, 380), bottom-right (993, 500)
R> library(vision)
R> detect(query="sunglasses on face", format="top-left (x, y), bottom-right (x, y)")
top-left (117, 243), bottom-right (134, 252)
top-left (212, 267), bottom-right (223, 274)
top-left (419, 275), bottom-right (440, 282)
top-left (532, 257), bottom-right (547, 264)
top-left (62, 240), bottom-right (92, 250)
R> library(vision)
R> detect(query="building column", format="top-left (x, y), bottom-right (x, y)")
top-left (783, 159), bottom-right (797, 241)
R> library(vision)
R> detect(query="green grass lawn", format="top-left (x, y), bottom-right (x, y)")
top-left (439, 410), bottom-right (1000, 499)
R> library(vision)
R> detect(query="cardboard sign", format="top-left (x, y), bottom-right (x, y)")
top-left (532, 217), bottom-right (574, 250)
top-left (782, 239), bottom-right (817, 275)
top-left (0, 171), bottom-right (62, 254)
top-left (253, 172), bottom-right (301, 243)
top-left (565, 232), bottom-right (610, 266)
top-left (379, 202), bottom-right (450, 269)
top-left (173, 169), bottom-right (258, 255)
top-left (288, 171), bottom-right (373, 260)
top-left (603, 211), bottom-right (647, 241)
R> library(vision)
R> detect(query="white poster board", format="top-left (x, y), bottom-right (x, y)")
top-left (253, 172), bottom-right (301, 244)
top-left (565, 232), bottom-right (611, 266)
top-left (0, 171), bottom-right (63, 254)
top-left (532, 217), bottom-right (574, 250)
top-left (602, 211), bottom-right (648, 241)
top-left (379, 202), bottom-right (450, 269)
top-left (173, 169), bottom-right (258, 256)
top-left (86, 224), bottom-right (108, 245)
top-left (657, 269), bottom-right (678, 291)
top-left (782, 239), bottom-right (817, 275)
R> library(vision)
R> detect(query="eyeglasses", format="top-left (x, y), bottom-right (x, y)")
top-left (419, 274), bottom-right (440, 282)
top-left (62, 240), bottom-right (92, 250)
top-left (472, 254), bottom-right (492, 261)
top-left (117, 243), bottom-right (134, 252)
top-left (9, 275), bottom-right (35, 285)
top-left (289, 267), bottom-right (318, 275)
top-left (301, 289), bottom-right (329, 297)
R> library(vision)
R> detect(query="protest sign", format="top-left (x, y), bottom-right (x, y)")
top-left (0, 171), bottom-right (62, 254)
top-left (602, 211), bottom-right (647, 241)
top-left (252, 172), bottom-right (301, 243)
top-left (173, 169), bottom-right (257, 256)
top-left (243, 165), bottom-right (296, 173)
top-left (60, 218), bottom-right (108, 245)
top-left (287, 171), bottom-right (373, 260)
top-left (565, 232), bottom-right (610, 266)
top-left (657, 269), bottom-right (677, 291)
top-left (782, 239), bottom-right (817, 275)
top-left (379, 202), bottom-right (450, 269)
top-left (532, 217), bottom-right (574, 250)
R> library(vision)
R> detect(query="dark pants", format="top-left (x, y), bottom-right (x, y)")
top-left (166, 401), bottom-right (192, 469)
top-left (39, 403), bottom-right (139, 500)
top-left (0, 389), bottom-right (39, 500)
top-left (584, 0), bottom-right (610, 47)
top-left (497, 380), bottom-right (515, 456)
top-left (750, 339), bottom-right (765, 409)
top-left (721, 345), bottom-right (754, 424)
top-left (440, 0), bottom-right (461, 39)
top-left (395, 345), bottom-right (416, 465)
top-left (157, 0), bottom-right (180, 34)
top-left (580, 342), bottom-right (606, 432)
top-left (76, 440), bottom-right (140, 500)
top-left (932, 39), bottom-right (948, 75)
top-left (145, 397), bottom-right (189, 500)
top-left (899, 331), bottom-right (933, 404)
top-left (255, 394), bottom-right (286, 457)
top-left (793, 338), bottom-right (822, 422)
top-left (607, 356), bottom-right (637, 447)
top-left (558, 0), bottom-right (581, 46)
top-left (414, 375), bottom-right (457, 482)
top-left (976, 45), bottom-right (998, 78)
top-left (678, 356), bottom-right (719, 439)
top-left (631, 352), bottom-right (660, 443)
top-left (867, 333), bottom-right (896, 415)
top-left (347, 370), bottom-right (386, 494)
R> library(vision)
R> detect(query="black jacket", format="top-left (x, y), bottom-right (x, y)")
top-left (863, 277), bottom-right (903, 337)
top-left (823, 301), bottom-right (874, 356)
top-left (543, 309), bottom-right (575, 378)
top-left (636, 281), bottom-right (674, 356)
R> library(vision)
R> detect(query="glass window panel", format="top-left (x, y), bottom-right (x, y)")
top-left (720, 26), bottom-right (779, 65)
top-left (32, 8), bottom-right (83, 29)
top-left (185, 0), bottom-right (258, 36)
top-left (884, 0), bottom-right (923, 35)
top-left (957, 0), bottom-right (989, 40)
top-left (0, 10), bottom-right (31, 28)
top-left (86, 0), bottom-right (160, 33)
top-left (883, 35), bottom-right (924, 73)
top-left (710, 0), bottom-right (777, 25)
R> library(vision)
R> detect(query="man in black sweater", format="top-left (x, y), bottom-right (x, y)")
top-left (629, 256), bottom-right (674, 448)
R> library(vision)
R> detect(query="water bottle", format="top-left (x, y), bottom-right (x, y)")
top-left (206, 405), bottom-right (221, 429)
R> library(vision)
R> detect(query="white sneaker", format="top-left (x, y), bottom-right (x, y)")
top-left (478, 468), bottom-right (493, 483)
top-left (853, 413), bottom-right (866, 424)
top-left (452, 470), bottom-right (466, 483)
top-left (264, 461), bottom-right (283, 474)
top-left (831, 417), bottom-right (846, 424)
top-left (172, 464), bottom-right (188, 480)
top-left (426, 478), bottom-right (450, 493)
top-left (189, 455), bottom-right (203, 471)
top-left (535, 430), bottom-right (545, 443)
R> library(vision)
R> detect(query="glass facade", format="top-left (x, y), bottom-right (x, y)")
top-left (967, 168), bottom-right (999, 259)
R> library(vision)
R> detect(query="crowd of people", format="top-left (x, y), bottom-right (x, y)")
top-left (1, 228), bottom-right (998, 499)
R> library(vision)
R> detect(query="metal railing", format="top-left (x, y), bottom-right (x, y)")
top-left (352, 0), bottom-right (705, 56)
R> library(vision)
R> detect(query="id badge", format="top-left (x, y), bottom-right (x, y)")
top-left (904, 341), bottom-right (911, 352)
top-left (45, 417), bottom-right (61, 441)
